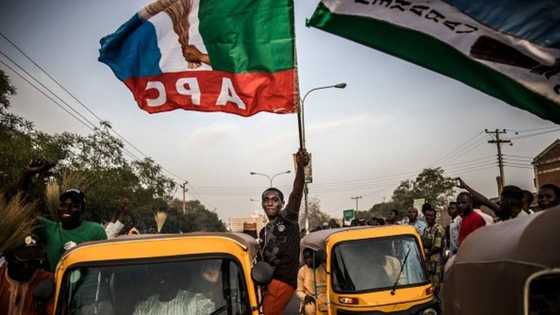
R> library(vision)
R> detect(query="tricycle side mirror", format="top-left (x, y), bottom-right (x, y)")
top-left (251, 262), bottom-right (274, 286)
top-left (32, 278), bottom-right (55, 302)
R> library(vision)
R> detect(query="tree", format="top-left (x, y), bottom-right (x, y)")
top-left (169, 199), bottom-right (226, 232)
top-left (66, 126), bottom-right (127, 170)
top-left (369, 201), bottom-right (397, 218)
top-left (299, 198), bottom-right (331, 230)
top-left (391, 168), bottom-right (455, 210)
top-left (133, 158), bottom-right (176, 199)
top-left (0, 70), bottom-right (222, 233)
top-left (0, 70), bottom-right (16, 109)
top-left (392, 179), bottom-right (415, 211)
top-left (0, 70), bottom-right (33, 134)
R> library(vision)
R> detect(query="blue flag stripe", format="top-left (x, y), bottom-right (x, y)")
top-left (445, 0), bottom-right (560, 49)
top-left (99, 14), bottom-right (162, 81)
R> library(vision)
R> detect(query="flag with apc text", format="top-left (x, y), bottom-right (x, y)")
top-left (99, 0), bottom-right (298, 116)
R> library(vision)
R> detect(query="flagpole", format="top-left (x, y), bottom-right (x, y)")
top-left (297, 104), bottom-right (305, 149)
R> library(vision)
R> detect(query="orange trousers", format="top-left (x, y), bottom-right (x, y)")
top-left (263, 279), bottom-right (295, 315)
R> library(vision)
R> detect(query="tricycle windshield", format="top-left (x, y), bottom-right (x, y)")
top-left (58, 257), bottom-right (251, 315)
top-left (332, 235), bottom-right (428, 293)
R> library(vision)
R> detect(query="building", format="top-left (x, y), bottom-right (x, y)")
top-left (533, 139), bottom-right (560, 188)
top-left (228, 213), bottom-right (268, 237)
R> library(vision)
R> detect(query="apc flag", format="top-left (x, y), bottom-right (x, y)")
top-left (99, 0), bottom-right (298, 116)
top-left (308, 0), bottom-right (560, 123)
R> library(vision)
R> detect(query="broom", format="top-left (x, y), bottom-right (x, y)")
top-left (0, 193), bottom-right (36, 253)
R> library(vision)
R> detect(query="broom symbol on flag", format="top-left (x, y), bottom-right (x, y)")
top-left (140, 0), bottom-right (211, 69)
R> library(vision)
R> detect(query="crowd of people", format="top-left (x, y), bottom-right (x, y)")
top-left (296, 178), bottom-right (560, 313)
top-left (0, 159), bottom-right (140, 315)
top-left (0, 149), bottom-right (311, 315)
top-left (1, 148), bottom-right (559, 315)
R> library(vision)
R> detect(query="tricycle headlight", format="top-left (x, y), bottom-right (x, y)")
top-left (422, 308), bottom-right (437, 315)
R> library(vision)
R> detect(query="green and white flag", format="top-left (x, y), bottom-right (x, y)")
top-left (308, 0), bottom-right (560, 123)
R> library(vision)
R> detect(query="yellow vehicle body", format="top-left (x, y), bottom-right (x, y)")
top-left (52, 232), bottom-right (261, 315)
top-left (302, 225), bottom-right (437, 315)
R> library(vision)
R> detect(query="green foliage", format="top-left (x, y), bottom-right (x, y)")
top-left (0, 70), bottom-right (223, 233)
top-left (133, 158), bottom-right (176, 198)
top-left (299, 198), bottom-right (331, 230)
top-left (169, 199), bottom-right (226, 232)
top-left (369, 201), bottom-right (398, 217)
top-left (391, 168), bottom-right (455, 210)
top-left (66, 126), bottom-right (127, 169)
top-left (0, 70), bottom-right (16, 109)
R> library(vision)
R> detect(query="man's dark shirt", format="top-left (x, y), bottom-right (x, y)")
top-left (259, 210), bottom-right (300, 288)
top-left (258, 174), bottom-right (304, 289)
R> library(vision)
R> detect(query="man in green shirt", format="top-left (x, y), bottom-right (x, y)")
top-left (38, 189), bottom-right (107, 271)
top-left (20, 160), bottom-right (107, 271)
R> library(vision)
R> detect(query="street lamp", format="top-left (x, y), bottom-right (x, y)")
top-left (299, 83), bottom-right (347, 148)
top-left (249, 170), bottom-right (291, 187)
top-left (299, 83), bottom-right (347, 234)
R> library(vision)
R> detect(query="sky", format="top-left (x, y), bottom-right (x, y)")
top-left (0, 0), bottom-right (558, 222)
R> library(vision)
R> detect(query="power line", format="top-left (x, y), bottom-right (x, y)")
top-left (503, 155), bottom-right (532, 162)
top-left (0, 33), bottom-right (156, 162)
top-left (0, 54), bottom-right (143, 162)
top-left (0, 58), bottom-right (145, 163)
top-left (188, 133), bottom-right (497, 196)
top-left (0, 44), bottom-right (211, 204)
top-left (430, 131), bottom-right (484, 166)
top-left (503, 161), bottom-right (532, 167)
top-left (507, 125), bottom-right (559, 134)
top-left (510, 128), bottom-right (560, 140)
top-left (198, 133), bottom-right (493, 194)
top-left (440, 156), bottom-right (496, 168)
top-left (434, 140), bottom-right (486, 166)
top-left (503, 165), bottom-right (533, 170)
top-left (447, 165), bottom-right (497, 177)
top-left (447, 141), bottom-right (485, 162)
top-left (442, 162), bottom-right (497, 174)
top-left (0, 51), bottom-right (98, 130)
top-left (447, 165), bottom-right (496, 174)
top-left (0, 36), bottom-right (193, 186)
top-left (0, 58), bottom-right (96, 131)
top-left (502, 159), bottom-right (532, 165)
top-left (1, 32), bottom-right (105, 122)
top-left (503, 154), bottom-right (532, 159)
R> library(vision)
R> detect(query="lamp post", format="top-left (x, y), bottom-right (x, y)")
top-left (249, 170), bottom-right (291, 187)
top-left (351, 195), bottom-right (363, 212)
top-left (299, 83), bottom-right (347, 234)
top-left (179, 181), bottom-right (188, 214)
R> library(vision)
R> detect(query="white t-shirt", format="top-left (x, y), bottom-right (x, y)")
top-left (133, 290), bottom-right (215, 315)
top-left (474, 209), bottom-right (494, 225)
top-left (105, 220), bottom-right (125, 239)
top-left (449, 216), bottom-right (461, 253)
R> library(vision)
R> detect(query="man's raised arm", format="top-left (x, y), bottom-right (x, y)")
top-left (283, 149), bottom-right (309, 222)
top-left (6, 159), bottom-right (55, 203)
top-left (457, 177), bottom-right (499, 213)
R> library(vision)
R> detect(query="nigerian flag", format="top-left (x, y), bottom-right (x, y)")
top-left (308, 0), bottom-right (560, 123)
top-left (99, 0), bottom-right (297, 117)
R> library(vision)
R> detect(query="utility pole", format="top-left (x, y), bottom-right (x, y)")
top-left (485, 129), bottom-right (511, 194)
top-left (179, 181), bottom-right (188, 214)
top-left (351, 195), bottom-right (363, 212)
